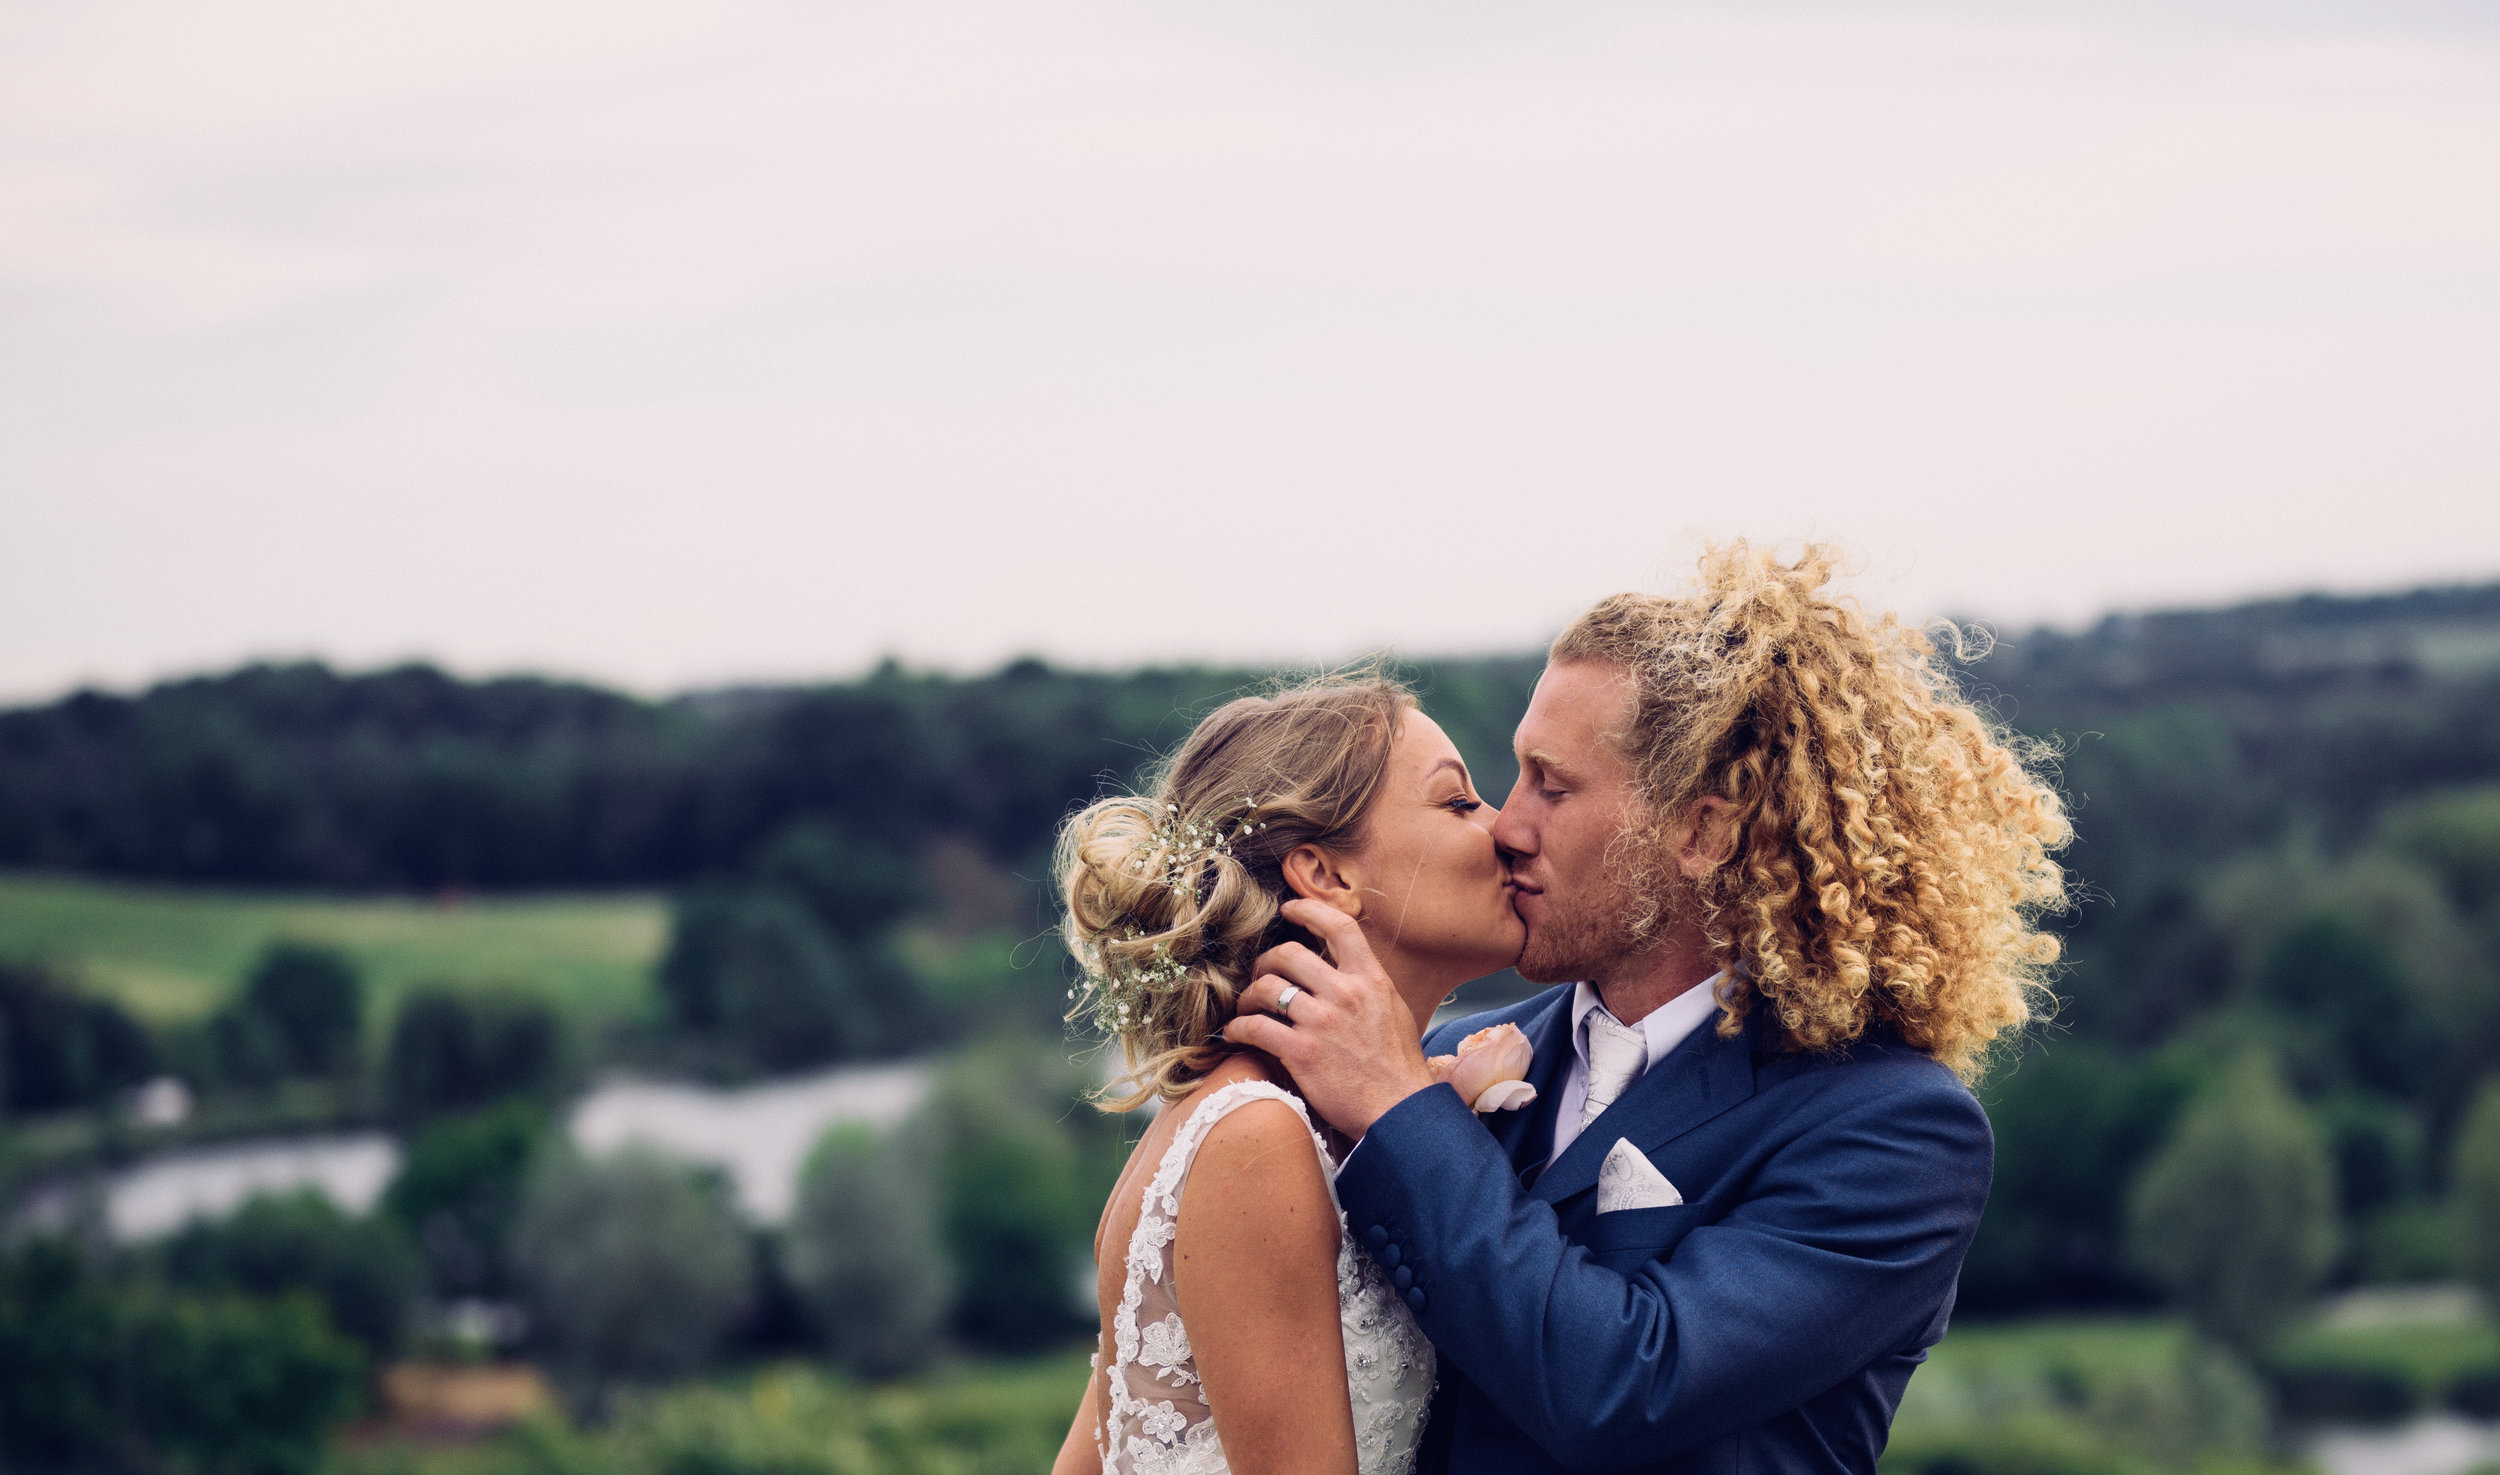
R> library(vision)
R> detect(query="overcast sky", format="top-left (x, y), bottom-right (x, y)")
top-left (3, 0), bottom-right (2495, 701)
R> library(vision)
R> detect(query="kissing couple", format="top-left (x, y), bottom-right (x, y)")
top-left (1050, 544), bottom-right (2072, 1475)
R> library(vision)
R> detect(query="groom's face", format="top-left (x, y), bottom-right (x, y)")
top-left (1492, 661), bottom-right (1651, 984)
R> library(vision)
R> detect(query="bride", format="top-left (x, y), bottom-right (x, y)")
top-left (1049, 672), bottom-right (1528, 1475)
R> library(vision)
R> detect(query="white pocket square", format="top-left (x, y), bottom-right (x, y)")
top-left (1597, 1138), bottom-right (1684, 1213)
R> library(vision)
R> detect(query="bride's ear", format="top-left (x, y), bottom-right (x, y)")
top-left (1280, 844), bottom-right (1363, 919)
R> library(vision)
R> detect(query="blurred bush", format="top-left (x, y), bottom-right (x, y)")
top-left (0, 958), bottom-right (156, 1112)
top-left (133, 1287), bottom-right (369, 1475)
top-left (0, 1237), bottom-right (129, 1469)
top-left (325, 1354), bottom-right (1092, 1475)
top-left (2447, 1367), bottom-right (2500, 1418)
top-left (215, 942), bottom-right (364, 1088)
top-left (1880, 1413), bottom-right (2148, 1475)
top-left (383, 1100), bottom-right (550, 1300)
top-left (161, 1188), bottom-right (424, 1361)
top-left (749, 817), bottom-right (923, 944)
top-left (786, 1122), bottom-right (951, 1377)
top-left (2379, 786), bottom-right (2500, 919)
top-left (2127, 1053), bottom-right (2338, 1356)
top-left (385, 988), bottom-right (565, 1125)
top-left (2355, 1203), bottom-right (2459, 1285)
top-left (2261, 1360), bottom-right (2417, 1424)
top-left (1963, 1045), bottom-right (2208, 1309)
top-left (2452, 1078), bottom-right (2500, 1312)
top-left (660, 889), bottom-right (890, 1072)
top-left (0, 1236), bottom-right (366, 1475)
top-left (2316, 1095), bottom-right (2423, 1223)
top-left (2253, 914), bottom-right (2429, 1101)
top-left (511, 1146), bottom-right (754, 1409)
top-left (929, 1037), bottom-right (1110, 1354)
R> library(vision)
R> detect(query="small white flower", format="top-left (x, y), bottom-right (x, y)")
top-left (1138, 1312), bottom-right (1192, 1373)
top-left (1138, 1400), bottom-right (1189, 1444)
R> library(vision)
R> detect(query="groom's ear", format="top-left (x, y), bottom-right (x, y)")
top-left (1280, 844), bottom-right (1364, 919)
top-left (1674, 796), bottom-right (1739, 880)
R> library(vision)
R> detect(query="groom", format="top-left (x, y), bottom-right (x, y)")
top-left (1225, 547), bottom-right (2070, 1475)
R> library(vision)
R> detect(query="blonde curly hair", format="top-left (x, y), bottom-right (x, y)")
top-left (1551, 544), bottom-right (2071, 1080)
top-left (1057, 672), bottom-right (1414, 1110)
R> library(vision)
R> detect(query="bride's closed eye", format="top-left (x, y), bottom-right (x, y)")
top-left (1441, 795), bottom-right (1483, 815)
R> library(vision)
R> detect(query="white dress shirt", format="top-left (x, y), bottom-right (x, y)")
top-left (1548, 973), bottom-right (1727, 1166)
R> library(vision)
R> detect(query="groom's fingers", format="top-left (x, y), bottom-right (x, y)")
top-left (1221, 1010), bottom-right (1301, 1062)
top-left (1279, 899), bottom-right (1387, 985)
top-left (1249, 941), bottom-right (1341, 997)
top-left (1236, 970), bottom-right (1334, 1023)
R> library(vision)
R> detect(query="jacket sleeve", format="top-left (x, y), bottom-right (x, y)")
top-left (1333, 1072), bottom-right (1991, 1474)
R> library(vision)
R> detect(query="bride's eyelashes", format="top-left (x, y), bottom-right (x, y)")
top-left (1441, 795), bottom-right (1483, 815)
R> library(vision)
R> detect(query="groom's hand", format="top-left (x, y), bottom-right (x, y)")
top-left (1224, 898), bottom-right (1440, 1139)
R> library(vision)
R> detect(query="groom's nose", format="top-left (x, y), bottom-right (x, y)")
top-left (1489, 796), bottom-right (1532, 860)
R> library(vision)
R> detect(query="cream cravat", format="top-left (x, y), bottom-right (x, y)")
top-left (1580, 1009), bottom-right (1649, 1128)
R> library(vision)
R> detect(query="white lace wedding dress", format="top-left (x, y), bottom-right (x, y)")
top-left (1094, 1080), bottom-right (1436, 1475)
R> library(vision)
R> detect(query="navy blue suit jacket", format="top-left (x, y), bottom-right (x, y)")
top-left (1334, 985), bottom-right (1992, 1475)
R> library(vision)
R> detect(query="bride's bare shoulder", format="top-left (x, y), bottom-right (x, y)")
top-left (1175, 1061), bottom-right (1332, 1218)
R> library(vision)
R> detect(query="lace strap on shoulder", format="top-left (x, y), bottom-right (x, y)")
top-left (1156, 1081), bottom-right (1320, 1189)
top-left (1130, 1081), bottom-right (1330, 1264)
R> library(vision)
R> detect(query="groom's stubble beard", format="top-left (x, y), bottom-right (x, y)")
top-left (1515, 849), bottom-right (1676, 986)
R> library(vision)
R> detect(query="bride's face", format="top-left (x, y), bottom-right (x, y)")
top-left (1342, 711), bottom-right (1526, 981)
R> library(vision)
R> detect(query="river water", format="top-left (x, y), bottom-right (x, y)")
top-left (13, 1059), bottom-right (932, 1239)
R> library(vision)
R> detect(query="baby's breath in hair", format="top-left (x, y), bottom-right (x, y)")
top-left (1067, 799), bottom-right (1268, 1036)
top-left (1129, 798), bottom-right (1266, 898)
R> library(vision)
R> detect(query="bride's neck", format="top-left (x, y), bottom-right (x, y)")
top-left (1369, 939), bottom-right (1461, 1040)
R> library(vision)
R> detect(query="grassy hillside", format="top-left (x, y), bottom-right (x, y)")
top-left (0, 872), bottom-right (665, 1034)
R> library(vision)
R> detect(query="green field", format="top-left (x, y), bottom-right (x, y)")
top-left (326, 1351), bottom-right (1093, 1475)
top-left (0, 872), bottom-right (666, 1034)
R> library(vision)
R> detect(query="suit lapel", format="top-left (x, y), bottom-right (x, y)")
top-left (1488, 988), bottom-right (1576, 1177)
top-left (1532, 1010), bottom-right (1758, 1207)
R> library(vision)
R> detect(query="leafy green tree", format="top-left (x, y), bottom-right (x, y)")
top-left (1962, 1042), bottom-right (2209, 1309)
top-left (749, 817), bottom-right (923, 943)
top-left (2452, 1078), bottom-right (2500, 1311)
top-left (930, 1037), bottom-right (1103, 1352)
top-left (2127, 1052), bottom-right (2340, 1355)
top-left (0, 960), bottom-right (157, 1112)
top-left (384, 987), bottom-right (564, 1124)
top-left (785, 1122), bottom-right (951, 1377)
top-left (0, 1237), bottom-right (365, 1475)
top-left (132, 1289), bottom-right (366, 1475)
top-left (160, 1189), bottom-right (424, 1360)
top-left (2319, 1094), bottom-right (2424, 1220)
top-left (218, 942), bottom-right (363, 1083)
top-left (2381, 786), bottom-right (2500, 918)
top-left (510, 1147), bottom-right (754, 1406)
top-left (2255, 912), bottom-right (2425, 1098)
top-left (382, 1099), bottom-right (549, 1298)
top-left (660, 890), bottom-right (878, 1070)
top-left (0, 1237), bottom-right (129, 1468)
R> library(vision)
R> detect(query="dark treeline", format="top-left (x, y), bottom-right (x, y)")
top-left (4, 585), bottom-right (2495, 899)
top-left (0, 657), bottom-right (1543, 892)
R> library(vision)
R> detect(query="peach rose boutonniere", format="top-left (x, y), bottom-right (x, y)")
top-left (1426, 1023), bottom-right (1538, 1114)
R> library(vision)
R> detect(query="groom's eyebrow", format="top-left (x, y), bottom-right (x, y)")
top-left (1523, 748), bottom-right (1575, 780)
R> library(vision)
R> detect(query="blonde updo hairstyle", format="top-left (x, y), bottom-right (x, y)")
top-left (1058, 672), bottom-right (1414, 1111)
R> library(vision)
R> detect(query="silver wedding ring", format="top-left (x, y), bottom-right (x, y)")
top-left (1275, 983), bottom-right (1303, 1018)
